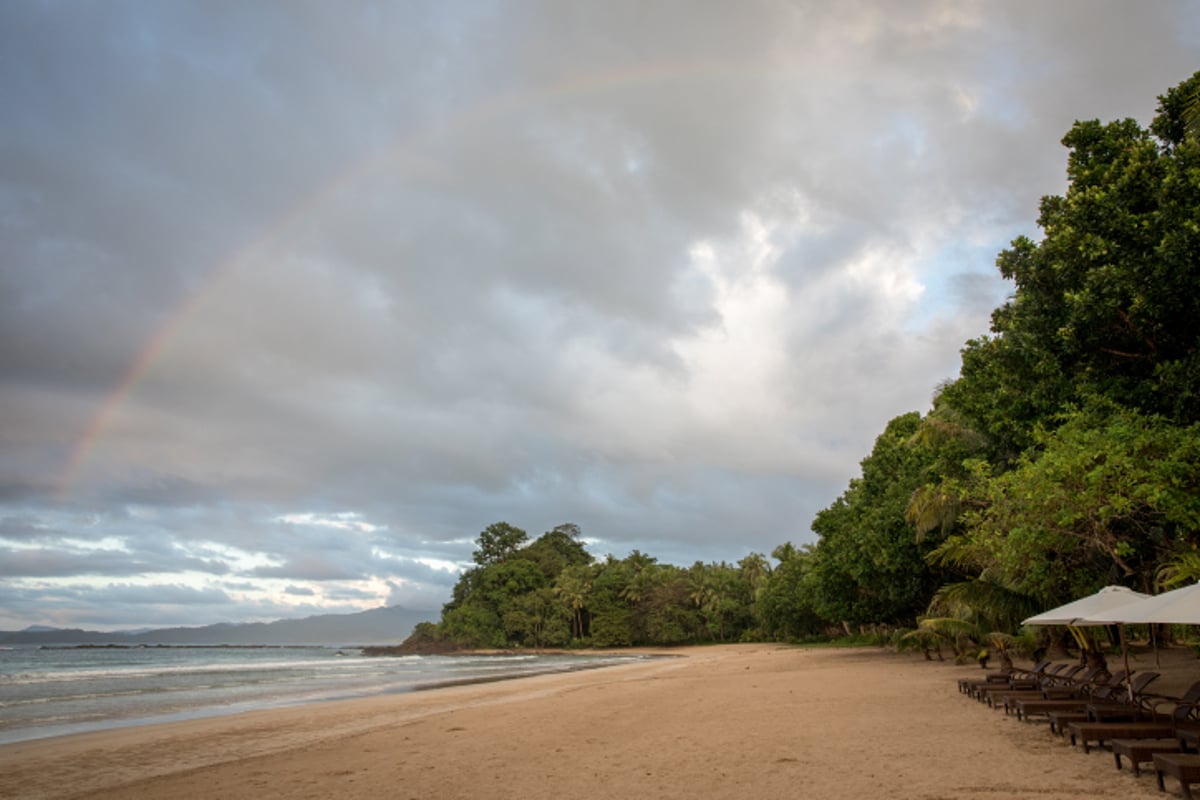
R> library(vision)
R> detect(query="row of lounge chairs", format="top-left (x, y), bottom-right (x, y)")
top-left (959, 660), bottom-right (1200, 798)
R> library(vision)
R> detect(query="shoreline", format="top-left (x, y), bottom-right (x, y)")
top-left (0, 644), bottom-right (1184, 799)
top-left (0, 649), bottom-right (658, 747)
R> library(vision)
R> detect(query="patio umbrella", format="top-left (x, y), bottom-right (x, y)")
top-left (1023, 585), bottom-right (1150, 700)
top-left (1078, 582), bottom-right (1200, 626)
top-left (1074, 584), bottom-right (1200, 699)
top-left (1022, 585), bottom-right (1149, 627)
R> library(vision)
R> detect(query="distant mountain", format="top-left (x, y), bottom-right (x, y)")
top-left (0, 606), bottom-right (434, 646)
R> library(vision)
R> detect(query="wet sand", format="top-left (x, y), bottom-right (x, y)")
top-left (1, 644), bottom-right (1191, 799)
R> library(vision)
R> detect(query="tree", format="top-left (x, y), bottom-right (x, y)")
top-left (504, 587), bottom-right (571, 648)
top-left (757, 544), bottom-right (824, 640)
top-left (942, 71), bottom-right (1200, 445)
top-left (808, 412), bottom-right (946, 627)
top-left (472, 522), bottom-right (530, 566)
top-left (945, 403), bottom-right (1200, 604)
top-left (555, 564), bottom-right (594, 641)
top-left (738, 552), bottom-right (770, 624)
top-left (588, 558), bottom-right (635, 647)
top-left (521, 523), bottom-right (592, 580)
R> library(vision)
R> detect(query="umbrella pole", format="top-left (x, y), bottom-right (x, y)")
top-left (1120, 625), bottom-right (1133, 702)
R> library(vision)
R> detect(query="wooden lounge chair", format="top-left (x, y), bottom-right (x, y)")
top-left (985, 663), bottom-right (1086, 708)
top-left (1113, 737), bottom-right (1182, 777)
top-left (1011, 669), bottom-right (1123, 721)
top-left (959, 658), bottom-right (1051, 696)
top-left (1047, 671), bottom-right (1161, 736)
top-left (1003, 666), bottom-right (1106, 716)
top-left (968, 659), bottom-right (1057, 701)
top-left (977, 662), bottom-right (1070, 704)
top-left (1087, 672), bottom-right (1165, 721)
top-left (1069, 679), bottom-right (1200, 754)
top-left (1154, 753), bottom-right (1200, 800)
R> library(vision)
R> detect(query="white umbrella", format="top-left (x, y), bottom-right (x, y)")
top-left (1023, 585), bottom-right (1150, 700)
top-left (1022, 585), bottom-right (1150, 627)
top-left (1072, 583), bottom-right (1200, 700)
top-left (1077, 582), bottom-right (1200, 626)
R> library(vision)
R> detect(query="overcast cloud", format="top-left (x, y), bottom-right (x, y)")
top-left (2, 1), bottom-right (1197, 629)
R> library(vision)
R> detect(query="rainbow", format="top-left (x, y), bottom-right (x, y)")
top-left (54, 53), bottom-right (776, 498)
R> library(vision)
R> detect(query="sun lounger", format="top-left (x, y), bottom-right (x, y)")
top-left (1048, 671), bottom-right (1164, 737)
top-left (1154, 753), bottom-right (1200, 800)
top-left (1004, 666), bottom-right (1105, 716)
top-left (1042, 672), bottom-right (1133, 734)
top-left (1071, 720), bottom-right (1177, 753)
top-left (959, 658), bottom-right (1051, 695)
top-left (977, 662), bottom-right (1072, 704)
top-left (985, 663), bottom-right (1085, 708)
top-left (1011, 669), bottom-right (1124, 721)
top-left (1112, 737), bottom-right (1182, 776)
top-left (1041, 672), bottom-right (1155, 735)
top-left (1068, 680), bottom-right (1200, 754)
top-left (966, 659), bottom-right (1058, 701)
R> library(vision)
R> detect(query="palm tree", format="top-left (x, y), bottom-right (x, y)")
top-left (1157, 551), bottom-right (1200, 589)
top-left (555, 565), bottom-right (593, 641)
top-left (738, 553), bottom-right (770, 593)
top-left (906, 483), bottom-right (964, 542)
top-left (621, 564), bottom-right (661, 606)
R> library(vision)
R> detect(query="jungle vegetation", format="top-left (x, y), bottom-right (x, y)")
top-left (409, 73), bottom-right (1200, 653)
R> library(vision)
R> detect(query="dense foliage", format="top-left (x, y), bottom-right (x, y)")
top-left (412, 74), bottom-right (1200, 652)
top-left (797, 71), bottom-right (1200, 644)
top-left (425, 522), bottom-right (774, 648)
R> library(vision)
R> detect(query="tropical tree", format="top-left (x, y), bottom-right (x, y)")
top-left (941, 71), bottom-right (1200, 446)
top-left (947, 403), bottom-right (1200, 605)
top-left (809, 412), bottom-right (949, 628)
top-left (472, 522), bottom-right (529, 566)
top-left (756, 543), bottom-right (824, 640)
top-left (504, 587), bottom-right (571, 649)
top-left (522, 523), bottom-right (593, 580)
top-left (556, 563), bottom-right (594, 641)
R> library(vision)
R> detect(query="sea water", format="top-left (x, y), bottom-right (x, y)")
top-left (0, 645), bottom-right (649, 745)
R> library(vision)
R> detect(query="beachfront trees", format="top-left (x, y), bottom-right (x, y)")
top-left (930, 74), bottom-right (1200, 608)
top-left (504, 587), bottom-right (571, 648)
top-left (798, 72), bottom-right (1200, 638)
top-left (555, 563), bottom-right (594, 641)
top-left (942, 404), bottom-right (1200, 605)
top-left (687, 562), bottom-right (746, 642)
top-left (413, 74), bottom-right (1200, 651)
top-left (809, 71), bottom-right (1200, 642)
top-left (420, 522), bottom-right (765, 648)
top-left (941, 73), bottom-right (1200, 441)
top-left (441, 523), bottom-right (583, 648)
top-left (807, 412), bottom-right (950, 628)
top-left (756, 544), bottom-right (825, 640)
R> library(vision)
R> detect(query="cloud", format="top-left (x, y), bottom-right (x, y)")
top-left (1, 0), bottom-right (1197, 627)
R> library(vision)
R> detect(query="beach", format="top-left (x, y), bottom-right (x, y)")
top-left (0, 644), bottom-right (1186, 799)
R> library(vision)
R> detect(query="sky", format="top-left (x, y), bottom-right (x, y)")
top-left (2, 1), bottom-right (1198, 631)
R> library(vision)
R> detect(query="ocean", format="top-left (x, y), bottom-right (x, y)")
top-left (0, 645), bottom-right (650, 745)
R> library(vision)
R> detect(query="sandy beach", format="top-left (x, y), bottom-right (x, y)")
top-left (1, 644), bottom-right (1192, 800)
